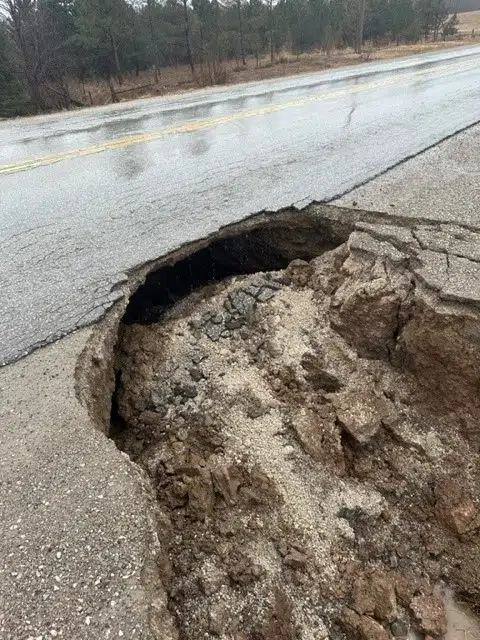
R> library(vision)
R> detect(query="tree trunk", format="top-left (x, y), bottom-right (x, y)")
top-left (147, 0), bottom-right (161, 83)
top-left (109, 29), bottom-right (123, 85)
top-left (182, 0), bottom-right (195, 77)
top-left (133, 40), bottom-right (140, 77)
top-left (269, 0), bottom-right (274, 62)
top-left (236, 0), bottom-right (246, 66)
top-left (355, 0), bottom-right (366, 54)
top-left (108, 76), bottom-right (119, 103)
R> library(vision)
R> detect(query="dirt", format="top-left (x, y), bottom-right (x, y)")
top-left (110, 228), bottom-right (480, 640)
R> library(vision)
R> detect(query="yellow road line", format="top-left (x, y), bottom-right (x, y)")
top-left (0, 59), bottom-right (476, 176)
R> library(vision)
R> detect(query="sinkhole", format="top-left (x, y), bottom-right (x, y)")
top-left (81, 207), bottom-right (480, 640)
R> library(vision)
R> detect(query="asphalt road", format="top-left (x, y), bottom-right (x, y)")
top-left (1, 45), bottom-right (480, 365)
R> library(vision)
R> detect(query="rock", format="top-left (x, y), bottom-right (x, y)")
top-left (338, 606), bottom-right (362, 636)
top-left (331, 388), bottom-right (395, 444)
top-left (246, 397), bottom-right (268, 419)
top-left (283, 549), bottom-right (308, 570)
top-left (352, 571), bottom-right (397, 623)
top-left (338, 608), bottom-right (389, 640)
top-left (434, 479), bottom-right (480, 537)
top-left (310, 244), bottom-right (348, 294)
top-left (150, 390), bottom-right (167, 413)
top-left (164, 480), bottom-right (188, 509)
top-left (209, 602), bottom-right (230, 635)
top-left (390, 619), bottom-right (409, 638)
top-left (205, 322), bottom-right (224, 341)
top-left (285, 259), bottom-right (313, 287)
top-left (189, 367), bottom-right (203, 382)
top-left (186, 472), bottom-right (214, 520)
top-left (330, 236), bottom-right (412, 360)
top-left (225, 315), bottom-right (245, 330)
top-left (225, 289), bottom-right (256, 317)
top-left (199, 566), bottom-right (226, 596)
top-left (174, 382), bottom-right (198, 399)
top-left (300, 353), bottom-right (344, 392)
top-left (409, 594), bottom-right (447, 638)
top-left (256, 286), bottom-right (276, 302)
top-left (139, 409), bottom-right (163, 426)
top-left (290, 408), bottom-right (345, 473)
top-left (211, 465), bottom-right (241, 506)
top-left (357, 616), bottom-right (390, 640)
top-left (228, 556), bottom-right (263, 585)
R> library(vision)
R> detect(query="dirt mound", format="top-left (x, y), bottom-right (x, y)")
top-left (112, 230), bottom-right (480, 640)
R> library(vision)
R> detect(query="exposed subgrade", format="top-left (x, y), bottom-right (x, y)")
top-left (77, 204), bottom-right (480, 640)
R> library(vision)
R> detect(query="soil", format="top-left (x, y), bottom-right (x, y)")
top-left (112, 232), bottom-right (480, 640)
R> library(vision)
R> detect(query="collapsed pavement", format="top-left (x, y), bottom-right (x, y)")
top-left (87, 206), bottom-right (480, 639)
top-left (2, 203), bottom-right (480, 639)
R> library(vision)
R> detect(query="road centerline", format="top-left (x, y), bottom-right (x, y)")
top-left (0, 58), bottom-right (476, 177)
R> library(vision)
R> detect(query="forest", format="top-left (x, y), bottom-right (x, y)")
top-left (0, 0), bottom-right (467, 117)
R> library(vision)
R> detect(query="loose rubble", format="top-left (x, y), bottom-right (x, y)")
top-left (112, 225), bottom-right (480, 640)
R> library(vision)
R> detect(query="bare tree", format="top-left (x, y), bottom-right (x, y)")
top-left (355, 0), bottom-right (366, 53)
top-left (1, 0), bottom-right (70, 110)
top-left (236, 0), bottom-right (246, 66)
top-left (181, 0), bottom-right (195, 76)
top-left (268, 0), bottom-right (274, 62)
top-left (147, 0), bottom-right (161, 83)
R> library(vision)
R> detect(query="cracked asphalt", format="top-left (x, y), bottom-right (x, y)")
top-left (1, 45), bottom-right (480, 364)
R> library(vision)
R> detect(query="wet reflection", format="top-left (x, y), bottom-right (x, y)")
top-left (188, 129), bottom-right (211, 156)
top-left (112, 143), bottom-right (149, 180)
top-left (99, 117), bottom-right (140, 141)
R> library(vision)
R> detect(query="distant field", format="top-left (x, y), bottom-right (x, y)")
top-left (457, 9), bottom-right (480, 34)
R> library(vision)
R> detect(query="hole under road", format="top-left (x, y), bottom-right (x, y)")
top-left (81, 206), bottom-right (480, 640)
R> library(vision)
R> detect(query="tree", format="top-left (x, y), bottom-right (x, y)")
top-left (180, 0), bottom-right (195, 75)
top-left (417, 0), bottom-right (448, 41)
top-left (147, 0), bottom-right (161, 82)
top-left (1, 0), bottom-right (77, 111)
top-left (235, 0), bottom-right (246, 65)
top-left (442, 12), bottom-right (459, 39)
top-left (0, 0), bottom-right (461, 118)
top-left (0, 20), bottom-right (30, 116)
top-left (355, 0), bottom-right (366, 52)
top-left (267, 0), bottom-right (274, 61)
top-left (389, 0), bottom-right (416, 45)
top-left (75, 0), bottom-right (133, 83)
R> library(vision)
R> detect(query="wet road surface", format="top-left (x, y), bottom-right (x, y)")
top-left (1, 45), bottom-right (480, 364)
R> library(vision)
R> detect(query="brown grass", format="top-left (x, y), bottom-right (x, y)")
top-left (68, 29), bottom-right (479, 109)
top-left (457, 9), bottom-right (480, 36)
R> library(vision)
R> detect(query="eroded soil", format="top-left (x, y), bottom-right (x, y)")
top-left (112, 230), bottom-right (480, 640)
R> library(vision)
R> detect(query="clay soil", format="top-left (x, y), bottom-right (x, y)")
top-left (112, 235), bottom-right (480, 640)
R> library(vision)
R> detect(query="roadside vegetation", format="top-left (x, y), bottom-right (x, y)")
top-left (0, 0), bottom-right (477, 118)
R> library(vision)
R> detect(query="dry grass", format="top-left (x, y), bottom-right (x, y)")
top-left (457, 9), bottom-right (480, 36)
top-left (68, 31), bottom-right (479, 109)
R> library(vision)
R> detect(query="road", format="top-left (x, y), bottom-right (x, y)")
top-left (1, 45), bottom-right (480, 365)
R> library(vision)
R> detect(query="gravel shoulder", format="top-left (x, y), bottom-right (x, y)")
top-left (0, 329), bottom-right (156, 639)
top-left (334, 122), bottom-right (480, 229)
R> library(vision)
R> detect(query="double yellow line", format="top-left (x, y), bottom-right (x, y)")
top-left (0, 58), bottom-right (476, 176)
